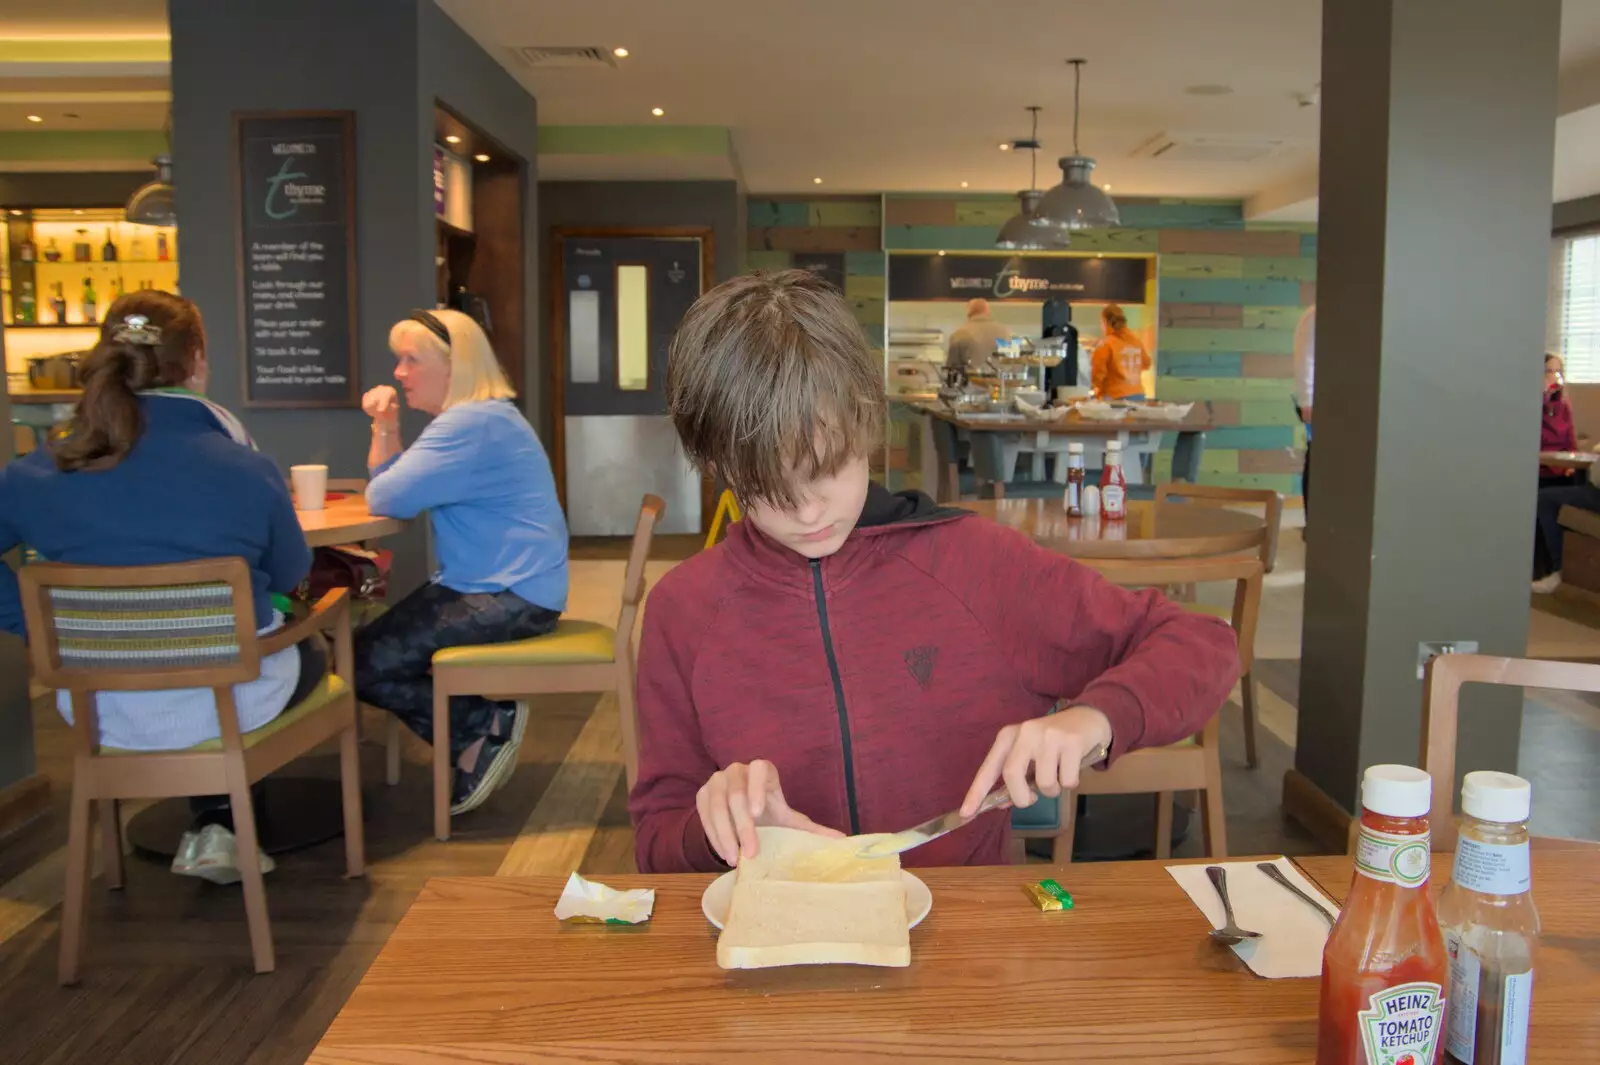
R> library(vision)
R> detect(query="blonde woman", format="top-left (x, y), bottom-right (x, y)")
top-left (356, 309), bottom-right (568, 814)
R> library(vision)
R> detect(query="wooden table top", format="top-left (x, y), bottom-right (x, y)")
top-left (958, 498), bottom-right (1265, 559)
top-left (1540, 449), bottom-right (1597, 470)
top-left (919, 402), bottom-right (1214, 435)
top-left (309, 846), bottom-right (1599, 1064)
top-left (296, 494), bottom-right (407, 547)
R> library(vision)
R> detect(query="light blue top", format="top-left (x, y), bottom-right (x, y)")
top-left (367, 399), bottom-right (568, 612)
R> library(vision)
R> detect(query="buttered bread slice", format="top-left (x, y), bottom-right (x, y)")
top-left (715, 826), bottom-right (911, 970)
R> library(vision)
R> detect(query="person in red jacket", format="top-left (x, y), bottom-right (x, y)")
top-left (1540, 353), bottom-right (1578, 489)
top-left (630, 270), bottom-right (1239, 872)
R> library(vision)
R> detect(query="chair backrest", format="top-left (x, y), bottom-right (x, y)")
top-left (1079, 554), bottom-right (1263, 740)
top-left (1084, 554), bottom-right (1262, 670)
top-left (704, 489), bottom-right (741, 550)
top-left (1156, 482), bottom-right (1284, 572)
top-left (20, 558), bottom-right (262, 695)
top-left (1418, 652), bottom-right (1600, 851)
top-left (618, 495), bottom-right (666, 639)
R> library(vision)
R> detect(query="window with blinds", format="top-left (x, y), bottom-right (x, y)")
top-left (1560, 233), bottom-right (1600, 382)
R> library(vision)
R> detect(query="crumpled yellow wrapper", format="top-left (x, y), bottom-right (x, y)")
top-left (553, 872), bottom-right (655, 925)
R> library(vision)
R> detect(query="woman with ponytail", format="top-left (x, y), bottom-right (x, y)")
top-left (0, 291), bottom-right (318, 884)
top-left (1090, 303), bottom-right (1153, 401)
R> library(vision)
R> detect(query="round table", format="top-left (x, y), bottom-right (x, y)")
top-left (957, 498), bottom-right (1266, 558)
top-left (297, 494), bottom-right (407, 547)
top-left (127, 493), bottom-right (407, 860)
top-left (961, 496), bottom-right (1260, 861)
top-left (1540, 450), bottom-right (1597, 472)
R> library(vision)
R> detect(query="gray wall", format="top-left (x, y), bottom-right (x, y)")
top-left (171, 0), bottom-right (537, 592)
top-left (0, 317), bottom-right (38, 794)
top-left (537, 180), bottom-right (740, 437)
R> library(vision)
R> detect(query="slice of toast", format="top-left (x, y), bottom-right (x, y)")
top-left (715, 826), bottom-right (910, 970)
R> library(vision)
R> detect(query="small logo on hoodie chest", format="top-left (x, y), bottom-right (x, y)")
top-left (903, 645), bottom-right (938, 689)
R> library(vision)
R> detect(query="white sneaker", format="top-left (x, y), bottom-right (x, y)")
top-left (174, 824), bottom-right (276, 885)
top-left (170, 830), bottom-right (202, 875)
top-left (1532, 573), bottom-right (1562, 594)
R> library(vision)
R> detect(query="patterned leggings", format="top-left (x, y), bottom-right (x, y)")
top-left (354, 582), bottom-right (560, 759)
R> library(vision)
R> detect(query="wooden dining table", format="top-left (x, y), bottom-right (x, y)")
top-left (958, 497), bottom-right (1266, 559)
top-left (297, 493), bottom-right (408, 547)
top-left (1540, 449), bottom-right (1598, 471)
top-left (309, 844), bottom-right (1600, 1064)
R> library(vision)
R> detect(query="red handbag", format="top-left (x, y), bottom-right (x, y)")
top-left (299, 544), bottom-right (392, 602)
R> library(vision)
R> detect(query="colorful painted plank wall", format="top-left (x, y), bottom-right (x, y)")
top-left (881, 194), bottom-right (1313, 495)
top-left (745, 196), bottom-right (886, 353)
top-left (745, 194), bottom-right (1313, 496)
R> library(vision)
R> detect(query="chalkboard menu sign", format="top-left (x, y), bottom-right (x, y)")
top-left (234, 111), bottom-right (359, 408)
top-left (888, 252), bottom-right (1146, 304)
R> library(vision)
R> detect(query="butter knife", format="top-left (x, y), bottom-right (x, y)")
top-left (857, 742), bottom-right (1108, 860)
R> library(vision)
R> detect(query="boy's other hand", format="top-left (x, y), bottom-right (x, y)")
top-left (696, 759), bottom-right (844, 866)
top-left (959, 706), bottom-right (1114, 818)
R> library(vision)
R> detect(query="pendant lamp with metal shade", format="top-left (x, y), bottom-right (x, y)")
top-left (1031, 59), bottom-right (1119, 233)
top-left (995, 106), bottom-right (1069, 250)
top-left (126, 114), bottom-right (176, 227)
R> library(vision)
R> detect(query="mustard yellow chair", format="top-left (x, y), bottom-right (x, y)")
top-left (399, 495), bottom-right (663, 840)
top-left (705, 488), bottom-right (741, 549)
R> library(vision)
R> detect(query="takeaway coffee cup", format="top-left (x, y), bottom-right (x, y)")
top-left (290, 464), bottom-right (329, 511)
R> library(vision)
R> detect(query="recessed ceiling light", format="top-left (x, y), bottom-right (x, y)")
top-left (960, 181), bottom-right (969, 188)
top-left (1103, 184), bottom-right (1112, 191)
top-left (73, 209), bottom-right (84, 215)
top-left (9, 209), bottom-right (22, 216)
top-left (26, 114), bottom-right (42, 123)
top-left (613, 47), bottom-right (629, 58)
top-left (812, 177), bottom-right (823, 185)
top-left (651, 107), bottom-right (665, 117)
top-left (445, 134), bottom-right (461, 144)
top-left (474, 153), bottom-right (490, 162)
top-left (937, 250), bottom-right (946, 257)
top-left (1184, 84), bottom-right (1234, 96)
top-left (998, 142), bottom-right (1010, 151)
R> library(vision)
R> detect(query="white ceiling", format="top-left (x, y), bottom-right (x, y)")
top-left (439, 0), bottom-right (1600, 209)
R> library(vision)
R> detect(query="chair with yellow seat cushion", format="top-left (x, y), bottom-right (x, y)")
top-left (1011, 553), bottom-right (1260, 864)
top-left (19, 558), bottom-right (365, 983)
top-left (417, 495), bottom-right (664, 841)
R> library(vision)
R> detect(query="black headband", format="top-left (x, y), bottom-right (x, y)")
top-left (409, 310), bottom-right (450, 346)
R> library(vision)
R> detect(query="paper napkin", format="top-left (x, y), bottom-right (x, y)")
top-left (1166, 858), bottom-right (1341, 978)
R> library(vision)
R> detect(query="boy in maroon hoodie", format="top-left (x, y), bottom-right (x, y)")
top-left (630, 270), bottom-right (1238, 872)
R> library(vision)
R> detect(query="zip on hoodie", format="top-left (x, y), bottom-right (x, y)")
top-left (810, 558), bottom-right (860, 835)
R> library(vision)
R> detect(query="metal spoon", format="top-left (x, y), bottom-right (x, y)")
top-left (1205, 865), bottom-right (1262, 946)
top-left (1257, 862), bottom-right (1338, 928)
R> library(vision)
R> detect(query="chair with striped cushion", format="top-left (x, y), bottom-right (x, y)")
top-left (19, 558), bottom-right (364, 983)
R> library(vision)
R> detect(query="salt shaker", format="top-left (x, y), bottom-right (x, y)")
top-left (1082, 484), bottom-right (1101, 516)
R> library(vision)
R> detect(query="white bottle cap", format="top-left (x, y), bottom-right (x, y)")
top-left (1068, 441), bottom-right (1084, 453)
top-left (1460, 770), bottom-right (1531, 824)
top-left (1361, 764), bottom-right (1432, 818)
top-left (1106, 440), bottom-right (1122, 451)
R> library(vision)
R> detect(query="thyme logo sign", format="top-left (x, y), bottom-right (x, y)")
top-left (888, 253), bottom-right (1145, 304)
top-left (236, 111), bottom-right (358, 409)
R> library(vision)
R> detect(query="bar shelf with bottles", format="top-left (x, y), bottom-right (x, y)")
top-left (3, 207), bottom-right (179, 328)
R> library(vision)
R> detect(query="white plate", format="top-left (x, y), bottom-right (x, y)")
top-left (702, 870), bottom-right (932, 930)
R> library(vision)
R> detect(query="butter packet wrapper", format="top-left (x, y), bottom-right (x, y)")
top-left (1024, 878), bottom-right (1075, 911)
top-left (554, 872), bottom-right (655, 925)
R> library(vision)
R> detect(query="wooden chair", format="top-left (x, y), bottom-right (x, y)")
top-left (1343, 653), bottom-right (1600, 855)
top-left (19, 558), bottom-right (365, 983)
top-left (1012, 554), bottom-right (1261, 864)
top-left (1155, 483), bottom-right (1282, 768)
top-left (417, 495), bottom-right (663, 840)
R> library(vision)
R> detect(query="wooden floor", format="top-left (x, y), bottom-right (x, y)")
top-left (0, 529), bottom-right (1594, 1062)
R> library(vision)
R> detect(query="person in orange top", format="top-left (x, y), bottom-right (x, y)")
top-left (1091, 304), bottom-right (1151, 400)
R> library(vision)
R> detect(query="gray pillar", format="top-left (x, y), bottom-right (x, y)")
top-left (0, 322), bottom-right (40, 796)
top-left (170, 0), bottom-right (537, 594)
top-left (1290, 0), bottom-right (1561, 841)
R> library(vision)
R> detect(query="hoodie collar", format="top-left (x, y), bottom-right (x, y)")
top-left (723, 484), bottom-right (970, 593)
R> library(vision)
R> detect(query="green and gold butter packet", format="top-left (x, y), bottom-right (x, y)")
top-left (1023, 878), bottom-right (1075, 911)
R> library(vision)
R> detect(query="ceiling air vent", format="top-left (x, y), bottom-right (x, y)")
top-left (1130, 132), bottom-right (1286, 163)
top-left (509, 46), bottom-right (617, 70)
